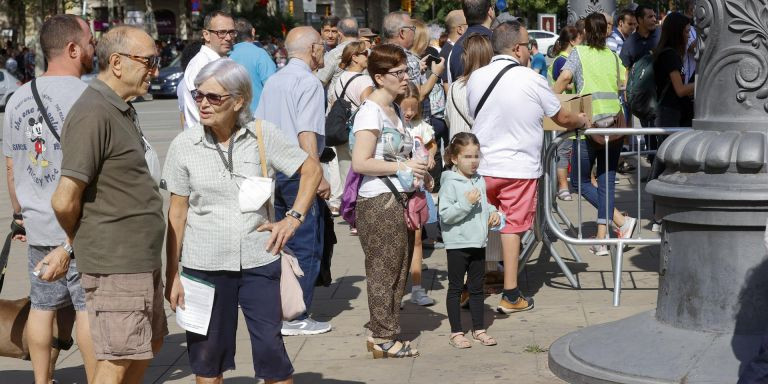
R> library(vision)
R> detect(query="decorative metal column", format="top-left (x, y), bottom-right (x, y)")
top-left (567, 0), bottom-right (616, 24)
top-left (548, 0), bottom-right (768, 382)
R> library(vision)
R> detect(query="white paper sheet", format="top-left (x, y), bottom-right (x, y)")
top-left (175, 273), bottom-right (215, 335)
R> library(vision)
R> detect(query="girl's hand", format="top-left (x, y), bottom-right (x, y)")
top-left (465, 188), bottom-right (481, 205)
top-left (427, 155), bottom-right (436, 170)
top-left (488, 212), bottom-right (501, 227)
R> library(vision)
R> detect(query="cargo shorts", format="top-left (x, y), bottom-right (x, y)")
top-left (80, 269), bottom-right (168, 360)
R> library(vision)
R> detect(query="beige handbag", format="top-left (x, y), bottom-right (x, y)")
top-left (254, 121), bottom-right (306, 321)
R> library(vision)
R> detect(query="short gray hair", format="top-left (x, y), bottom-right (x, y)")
top-left (337, 17), bottom-right (358, 37)
top-left (194, 59), bottom-right (253, 127)
top-left (235, 18), bottom-right (253, 43)
top-left (96, 25), bottom-right (143, 72)
top-left (491, 20), bottom-right (523, 54)
top-left (382, 11), bottom-right (409, 40)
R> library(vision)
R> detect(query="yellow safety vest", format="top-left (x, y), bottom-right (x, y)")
top-left (548, 51), bottom-right (572, 93)
top-left (574, 46), bottom-right (625, 121)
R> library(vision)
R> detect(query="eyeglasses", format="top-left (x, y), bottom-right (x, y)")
top-left (385, 69), bottom-right (408, 80)
top-left (206, 29), bottom-right (238, 39)
top-left (401, 25), bottom-right (416, 33)
top-left (355, 50), bottom-right (369, 57)
top-left (116, 52), bottom-right (161, 69)
top-left (518, 41), bottom-right (533, 50)
top-left (192, 90), bottom-right (231, 106)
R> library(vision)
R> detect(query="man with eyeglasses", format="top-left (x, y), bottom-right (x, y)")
top-left (255, 26), bottom-right (334, 337)
top-left (467, 21), bottom-right (588, 316)
top-left (179, 10), bottom-right (235, 130)
top-left (49, 25), bottom-right (166, 383)
top-left (3, 14), bottom-right (97, 384)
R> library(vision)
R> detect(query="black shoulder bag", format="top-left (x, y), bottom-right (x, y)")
top-left (30, 79), bottom-right (61, 142)
top-left (325, 73), bottom-right (364, 147)
top-left (472, 62), bottom-right (519, 119)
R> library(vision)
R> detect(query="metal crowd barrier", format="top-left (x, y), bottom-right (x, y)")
top-left (521, 127), bottom-right (691, 306)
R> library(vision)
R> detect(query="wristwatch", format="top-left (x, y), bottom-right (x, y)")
top-left (12, 212), bottom-right (22, 220)
top-left (286, 210), bottom-right (304, 223)
top-left (61, 242), bottom-right (75, 259)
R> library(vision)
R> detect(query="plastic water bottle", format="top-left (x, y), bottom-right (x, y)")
top-left (412, 136), bottom-right (429, 188)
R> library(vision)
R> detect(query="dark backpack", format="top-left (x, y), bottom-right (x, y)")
top-left (626, 49), bottom-right (673, 121)
top-left (325, 74), bottom-right (363, 146)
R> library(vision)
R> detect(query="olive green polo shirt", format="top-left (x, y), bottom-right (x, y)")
top-left (60, 79), bottom-right (164, 274)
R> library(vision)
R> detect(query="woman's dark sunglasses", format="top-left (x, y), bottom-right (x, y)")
top-left (191, 90), bottom-right (231, 106)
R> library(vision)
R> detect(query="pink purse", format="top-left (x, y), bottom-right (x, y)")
top-left (254, 122), bottom-right (306, 321)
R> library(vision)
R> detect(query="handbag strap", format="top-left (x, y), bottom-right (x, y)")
top-left (30, 79), bottom-right (61, 143)
top-left (473, 62), bottom-right (518, 118)
top-left (378, 176), bottom-right (408, 209)
top-left (451, 83), bottom-right (472, 127)
top-left (253, 120), bottom-right (272, 221)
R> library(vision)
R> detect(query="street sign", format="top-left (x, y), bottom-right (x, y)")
top-left (303, 0), bottom-right (316, 13)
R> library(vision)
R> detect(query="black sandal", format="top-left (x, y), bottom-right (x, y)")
top-left (371, 340), bottom-right (419, 359)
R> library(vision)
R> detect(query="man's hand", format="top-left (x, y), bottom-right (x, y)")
top-left (12, 219), bottom-right (26, 242)
top-left (257, 217), bottom-right (299, 255)
top-left (35, 247), bottom-right (70, 281)
top-left (317, 177), bottom-right (331, 200)
top-left (465, 188), bottom-right (481, 205)
top-left (488, 212), bottom-right (502, 227)
top-left (165, 272), bottom-right (185, 312)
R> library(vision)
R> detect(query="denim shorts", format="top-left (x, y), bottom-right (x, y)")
top-left (28, 245), bottom-right (86, 311)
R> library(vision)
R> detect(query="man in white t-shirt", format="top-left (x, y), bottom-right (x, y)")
top-left (467, 20), bottom-right (587, 314)
top-left (178, 11), bottom-right (234, 129)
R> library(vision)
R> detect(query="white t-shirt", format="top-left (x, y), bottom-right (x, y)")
top-left (467, 55), bottom-right (561, 179)
top-left (326, 70), bottom-right (374, 114)
top-left (352, 101), bottom-right (414, 198)
top-left (179, 45), bottom-right (221, 130)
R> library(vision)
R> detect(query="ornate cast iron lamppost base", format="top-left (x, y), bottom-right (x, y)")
top-left (550, 1), bottom-right (768, 382)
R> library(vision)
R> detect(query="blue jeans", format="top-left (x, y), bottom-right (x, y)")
top-left (570, 139), bottom-right (621, 225)
top-left (275, 172), bottom-right (324, 320)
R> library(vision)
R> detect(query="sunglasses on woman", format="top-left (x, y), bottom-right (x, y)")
top-left (191, 90), bottom-right (231, 106)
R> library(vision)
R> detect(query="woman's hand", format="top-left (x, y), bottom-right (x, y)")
top-left (488, 212), bottom-right (502, 227)
top-left (166, 272), bottom-right (185, 312)
top-left (257, 217), bottom-right (299, 255)
top-left (430, 57), bottom-right (446, 77)
top-left (405, 158), bottom-right (428, 179)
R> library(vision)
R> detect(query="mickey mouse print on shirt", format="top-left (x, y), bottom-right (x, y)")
top-left (26, 115), bottom-right (49, 168)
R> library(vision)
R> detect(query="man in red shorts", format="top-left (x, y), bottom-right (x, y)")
top-left (467, 20), bottom-right (587, 313)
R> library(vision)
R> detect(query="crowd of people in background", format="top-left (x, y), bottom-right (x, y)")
top-left (2, 0), bottom-right (700, 382)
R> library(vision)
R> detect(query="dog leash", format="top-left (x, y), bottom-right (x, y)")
top-left (0, 221), bottom-right (25, 294)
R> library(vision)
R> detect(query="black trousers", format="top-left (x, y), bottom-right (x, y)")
top-left (446, 247), bottom-right (485, 333)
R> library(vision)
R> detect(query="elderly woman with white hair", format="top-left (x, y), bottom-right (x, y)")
top-left (162, 58), bottom-right (322, 384)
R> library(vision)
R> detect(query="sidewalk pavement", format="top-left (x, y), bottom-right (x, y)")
top-left (0, 100), bottom-right (659, 383)
top-left (0, 173), bottom-right (659, 384)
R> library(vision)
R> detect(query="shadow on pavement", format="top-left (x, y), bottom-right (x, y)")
top-left (293, 372), bottom-right (365, 383)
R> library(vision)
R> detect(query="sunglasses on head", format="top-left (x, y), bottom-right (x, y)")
top-left (191, 90), bottom-right (231, 105)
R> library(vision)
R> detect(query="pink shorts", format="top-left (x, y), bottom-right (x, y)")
top-left (483, 177), bottom-right (538, 234)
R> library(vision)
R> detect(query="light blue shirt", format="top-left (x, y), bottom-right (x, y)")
top-left (230, 42), bottom-right (277, 111)
top-left (255, 58), bottom-right (325, 155)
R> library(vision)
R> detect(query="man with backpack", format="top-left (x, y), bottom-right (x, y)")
top-left (621, 5), bottom-right (659, 128)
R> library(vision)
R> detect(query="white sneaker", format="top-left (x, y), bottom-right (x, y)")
top-left (589, 244), bottom-right (609, 256)
top-left (618, 217), bottom-right (637, 239)
top-left (651, 220), bottom-right (662, 232)
top-left (281, 318), bottom-right (332, 336)
top-left (410, 288), bottom-right (436, 306)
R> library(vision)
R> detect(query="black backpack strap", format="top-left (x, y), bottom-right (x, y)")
top-left (473, 62), bottom-right (518, 118)
top-left (338, 73), bottom-right (364, 106)
top-left (30, 79), bottom-right (61, 143)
